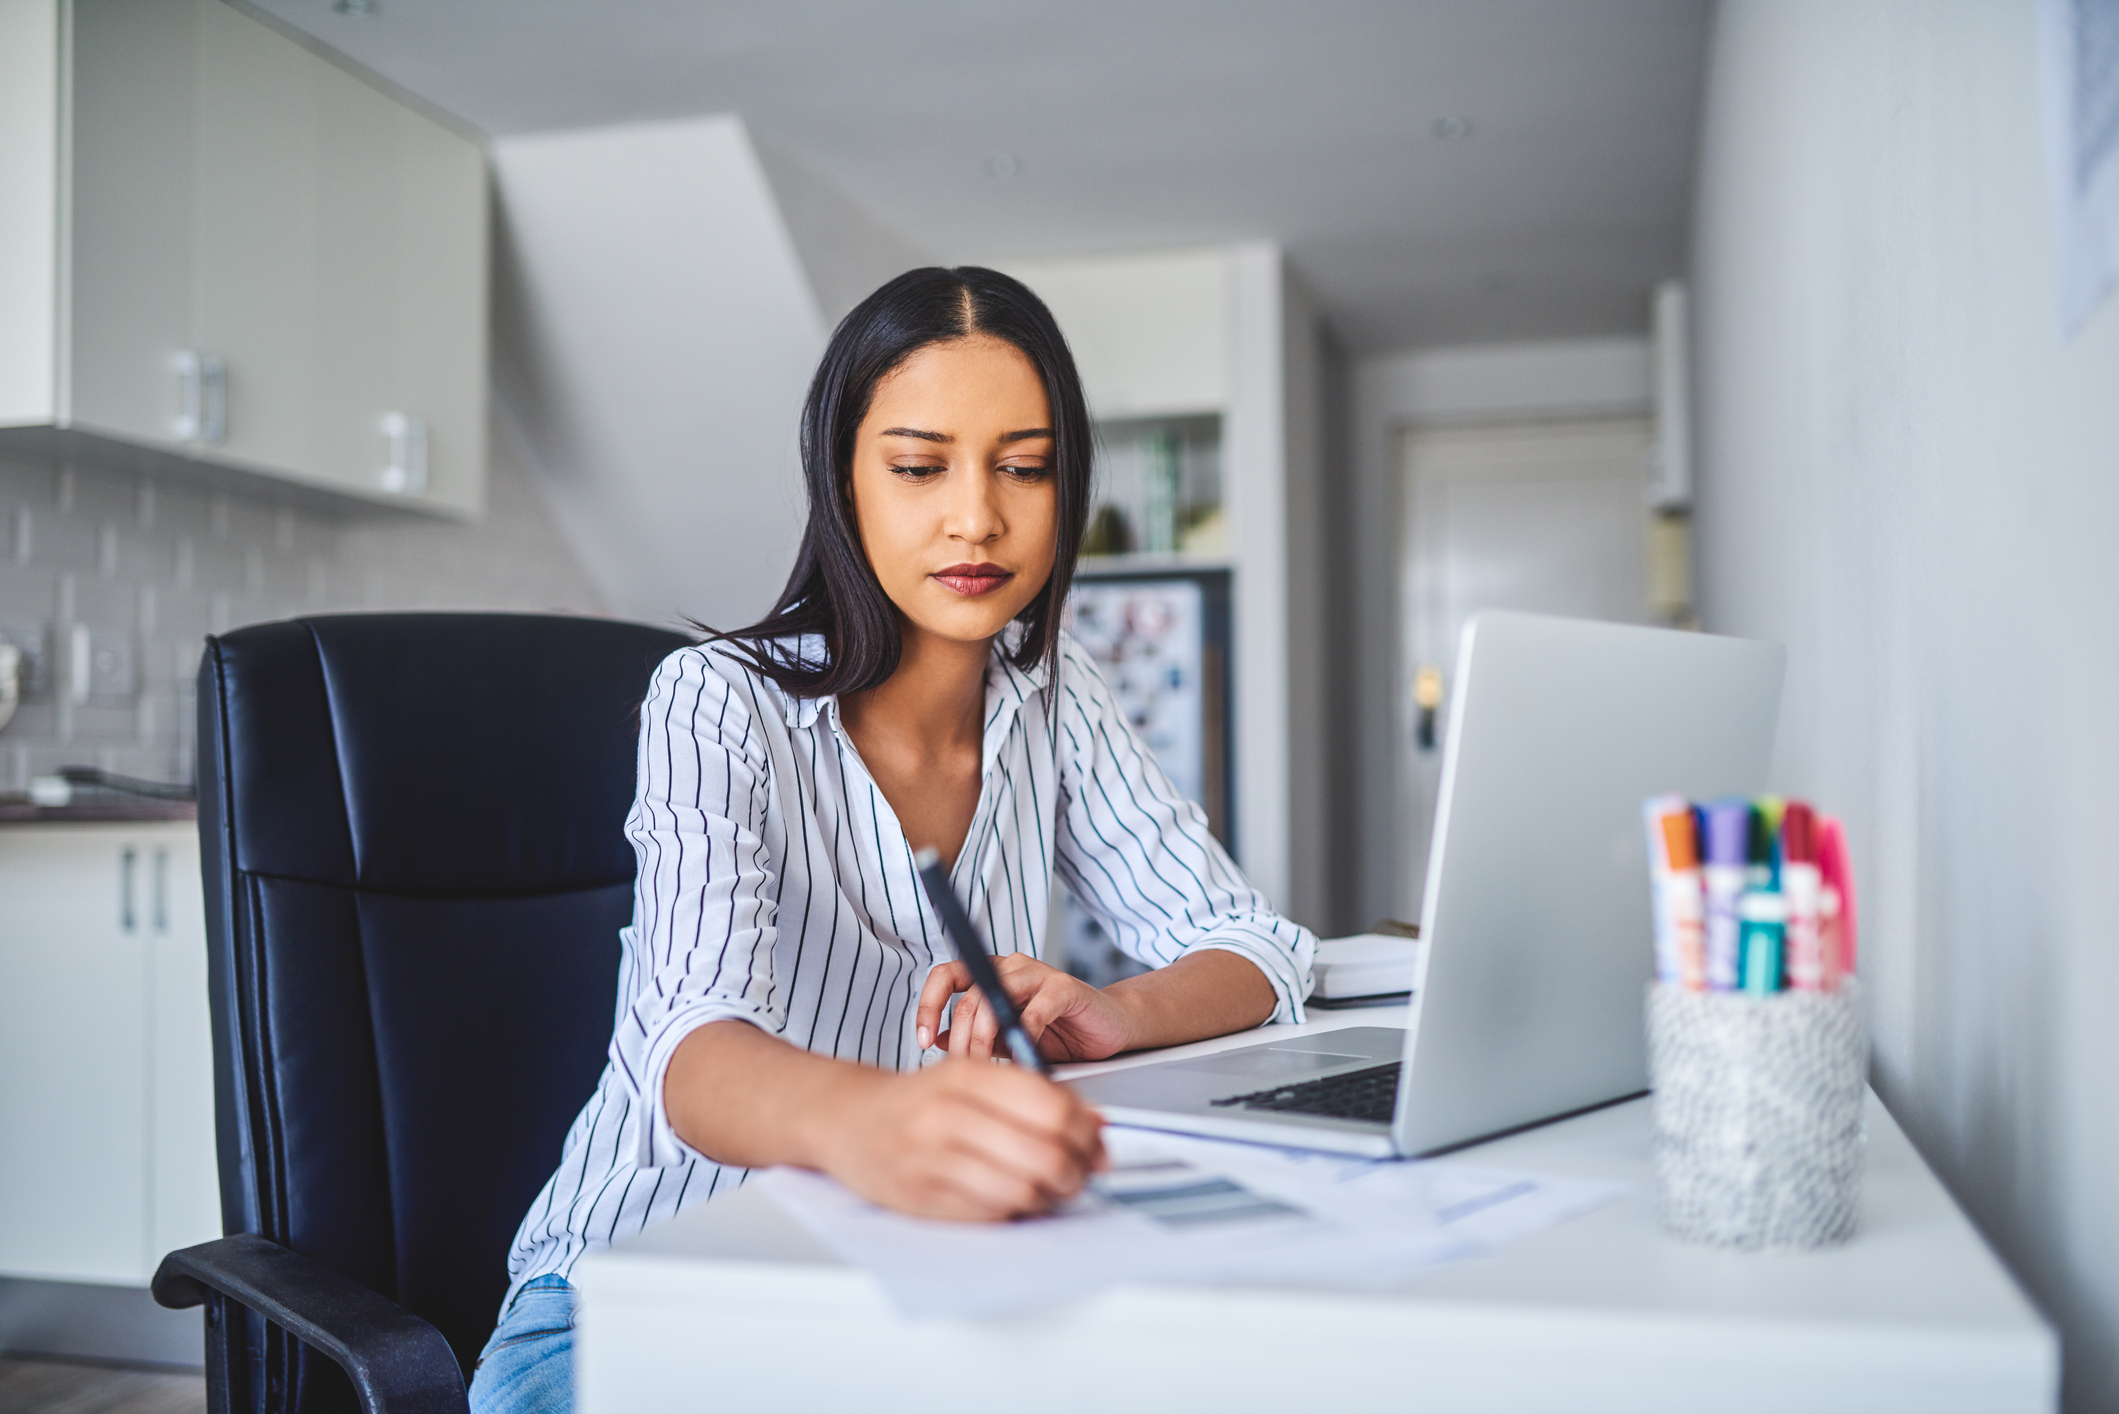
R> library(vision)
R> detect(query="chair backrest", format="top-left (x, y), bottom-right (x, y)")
top-left (195, 613), bottom-right (690, 1413)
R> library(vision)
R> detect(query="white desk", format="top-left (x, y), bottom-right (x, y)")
top-left (575, 1007), bottom-right (2057, 1413)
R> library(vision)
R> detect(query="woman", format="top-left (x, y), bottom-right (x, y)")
top-left (469, 267), bottom-right (1315, 1413)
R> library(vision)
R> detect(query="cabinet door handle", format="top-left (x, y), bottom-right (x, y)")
top-left (379, 411), bottom-right (428, 495)
top-left (120, 846), bottom-right (137, 933)
top-left (201, 355), bottom-right (228, 445)
top-left (174, 350), bottom-right (228, 446)
top-left (153, 847), bottom-right (169, 934)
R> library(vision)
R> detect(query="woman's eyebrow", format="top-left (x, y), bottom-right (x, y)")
top-left (876, 426), bottom-right (1052, 444)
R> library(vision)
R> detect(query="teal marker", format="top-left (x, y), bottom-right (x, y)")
top-left (1738, 890), bottom-right (1786, 993)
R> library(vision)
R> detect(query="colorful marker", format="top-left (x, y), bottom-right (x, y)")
top-left (1648, 794), bottom-right (1856, 996)
top-left (1780, 801), bottom-right (1832, 991)
top-left (1737, 889), bottom-right (1786, 993)
top-left (1644, 796), bottom-right (1707, 990)
top-left (1701, 800), bottom-right (1750, 992)
top-left (1817, 815), bottom-right (1857, 979)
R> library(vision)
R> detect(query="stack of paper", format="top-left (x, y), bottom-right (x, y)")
top-left (1312, 933), bottom-right (1425, 1000)
top-left (755, 1127), bottom-right (1624, 1317)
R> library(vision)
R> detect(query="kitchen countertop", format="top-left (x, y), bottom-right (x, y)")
top-left (0, 801), bottom-right (198, 825)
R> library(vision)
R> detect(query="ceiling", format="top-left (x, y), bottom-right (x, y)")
top-left (245, 0), bottom-right (1712, 354)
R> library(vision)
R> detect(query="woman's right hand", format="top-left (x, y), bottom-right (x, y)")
top-left (810, 1059), bottom-right (1107, 1221)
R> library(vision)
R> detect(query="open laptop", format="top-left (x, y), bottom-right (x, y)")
top-left (1066, 610), bottom-right (1785, 1158)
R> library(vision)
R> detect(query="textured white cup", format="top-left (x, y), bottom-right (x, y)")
top-left (1647, 979), bottom-right (1867, 1249)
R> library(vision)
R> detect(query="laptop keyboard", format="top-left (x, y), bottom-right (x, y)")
top-left (1209, 1060), bottom-right (1402, 1124)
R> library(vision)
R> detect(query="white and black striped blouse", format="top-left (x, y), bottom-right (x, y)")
top-left (503, 629), bottom-right (1317, 1298)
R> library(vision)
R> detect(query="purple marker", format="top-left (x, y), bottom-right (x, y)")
top-left (1702, 799), bottom-right (1751, 992)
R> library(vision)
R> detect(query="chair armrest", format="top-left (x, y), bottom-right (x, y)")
top-left (153, 1234), bottom-right (468, 1414)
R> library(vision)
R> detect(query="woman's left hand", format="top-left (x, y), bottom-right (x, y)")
top-left (915, 956), bottom-right (1140, 1063)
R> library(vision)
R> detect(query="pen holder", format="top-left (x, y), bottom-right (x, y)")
top-left (1647, 979), bottom-right (1867, 1250)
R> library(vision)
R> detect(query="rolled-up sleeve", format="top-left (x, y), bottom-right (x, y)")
top-left (609, 647), bottom-right (782, 1169)
top-left (1053, 644), bottom-right (1314, 1023)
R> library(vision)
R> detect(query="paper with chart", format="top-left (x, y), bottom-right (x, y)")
top-left (754, 1127), bottom-right (1626, 1317)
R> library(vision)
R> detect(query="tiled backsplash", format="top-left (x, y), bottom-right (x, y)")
top-left (0, 434), bottom-right (606, 792)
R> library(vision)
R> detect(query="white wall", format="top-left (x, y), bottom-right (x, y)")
top-left (1278, 265), bottom-right (1332, 933)
top-left (1222, 245), bottom-right (1293, 917)
top-left (989, 244), bottom-right (1326, 926)
top-left (1691, 4), bottom-right (2119, 1408)
top-left (0, 427), bottom-right (604, 790)
top-left (996, 248), bottom-right (1232, 420)
top-left (751, 138), bottom-right (932, 327)
top-left (491, 115), bottom-right (823, 629)
top-left (1345, 336), bottom-right (1652, 928)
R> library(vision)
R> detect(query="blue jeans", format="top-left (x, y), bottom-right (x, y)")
top-left (467, 1275), bottom-right (574, 1414)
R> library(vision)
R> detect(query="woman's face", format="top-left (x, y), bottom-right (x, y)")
top-left (847, 334), bottom-right (1058, 649)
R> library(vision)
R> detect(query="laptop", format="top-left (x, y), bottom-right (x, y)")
top-left (1066, 610), bottom-right (1785, 1158)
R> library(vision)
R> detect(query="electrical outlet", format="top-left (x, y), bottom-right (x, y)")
top-left (0, 622), bottom-right (51, 698)
top-left (86, 631), bottom-right (136, 704)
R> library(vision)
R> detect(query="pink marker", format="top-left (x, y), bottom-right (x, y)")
top-left (1781, 802), bottom-right (1832, 991)
top-left (1818, 816), bottom-right (1858, 978)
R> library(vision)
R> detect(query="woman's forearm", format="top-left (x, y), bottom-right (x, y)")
top-left (664, 1019), bottom-right (883, 1170)
top-left (668, 949), bottom-right (1275, 1166)
top-left (1103, 949), bottom-right (1278, 1053)
top-left (663, 1016), bottom-right (1107, 1222)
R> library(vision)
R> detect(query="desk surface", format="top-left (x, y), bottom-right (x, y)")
top-left (575, 1007), bottom-right (2058, 1414)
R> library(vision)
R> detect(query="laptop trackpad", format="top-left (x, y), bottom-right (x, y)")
top-left (1157, 1048), bottom-right (1368, 1081)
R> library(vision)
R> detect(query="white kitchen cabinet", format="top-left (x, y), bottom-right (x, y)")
top-left (0, 0), bottom-right (487, 516)
top-left (0, 822), bottom-right (220, 1286)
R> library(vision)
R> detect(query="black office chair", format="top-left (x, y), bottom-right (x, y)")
top-left (151, 613), bottom-right (690, 1414)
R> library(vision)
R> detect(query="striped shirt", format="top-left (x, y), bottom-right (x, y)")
top-left (503, 629), bottom-right (1316, 1298)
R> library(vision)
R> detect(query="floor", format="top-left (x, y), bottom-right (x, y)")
top-left (0, 1357), bottom-right (206, 1414)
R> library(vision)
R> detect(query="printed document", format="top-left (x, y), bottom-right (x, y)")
top-left (754, 1126), bottom-right (1625, 1317)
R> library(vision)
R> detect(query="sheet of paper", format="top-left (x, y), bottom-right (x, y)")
top-left (753, 1126), bottom-right (1626, 1317)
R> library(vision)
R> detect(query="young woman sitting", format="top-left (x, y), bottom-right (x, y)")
top-left (469, 266), bottom-right (1316, 1414)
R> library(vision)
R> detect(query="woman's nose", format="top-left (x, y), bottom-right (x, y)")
top-left (945, 469), bottom-right (1004, 543)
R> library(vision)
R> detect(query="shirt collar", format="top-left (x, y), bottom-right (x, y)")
top-left (773, 635), bottom-right (830, 730)
top-left (788, 627), bottom-right (1052, 769)
top-left (980, 629), bottom-right (1049, 776)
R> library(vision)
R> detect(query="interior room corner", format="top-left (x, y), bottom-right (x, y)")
top-left (2, 1), bottom-right (2114, 1411)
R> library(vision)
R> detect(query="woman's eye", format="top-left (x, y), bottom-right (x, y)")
top-left (1001, 463), bottom-right (1051, 481)
top-left (890, 463), bottom-right (945, 480)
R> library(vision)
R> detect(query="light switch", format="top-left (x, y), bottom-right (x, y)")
top-left (88, 632), bottom-right (136, 703)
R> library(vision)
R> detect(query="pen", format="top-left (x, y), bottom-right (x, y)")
top-left (912, 847), bottom-right (1051, 1075)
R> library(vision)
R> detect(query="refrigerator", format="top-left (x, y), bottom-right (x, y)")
top-left (1055, 568), bottom-right (1233, 985)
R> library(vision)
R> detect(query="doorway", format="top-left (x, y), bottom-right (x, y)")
top-left (1396, 413), bottom-right (1682, 914)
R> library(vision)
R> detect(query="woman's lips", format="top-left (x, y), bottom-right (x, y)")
top-left (931, 563), bottom-right (1014, 597)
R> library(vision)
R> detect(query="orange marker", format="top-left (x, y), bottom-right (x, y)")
top-left (1644, 796), bottom-right (1707, 991)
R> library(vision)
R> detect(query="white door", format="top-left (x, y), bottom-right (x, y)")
top-left (66, 0), bottom-right (201, 450)
top-left (190, 0), bottom-right (324, 482)
top-left (0, 823), bottom-right (219, 1285)
top-left (0, 826), bottom-right (151, 1284)
top-left (1397, 415), bottom-right (1658, 914)
top-left (148, 830), bottom-right (220, 1263)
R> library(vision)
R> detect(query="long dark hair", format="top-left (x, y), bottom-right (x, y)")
top-left (707, 266), bottom-right (1092, 697)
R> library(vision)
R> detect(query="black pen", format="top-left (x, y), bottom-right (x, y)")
top-left (913, 846), bottom-right (1051, 1076)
